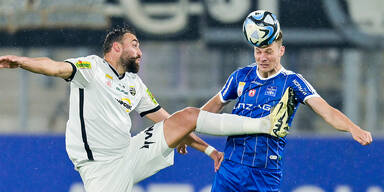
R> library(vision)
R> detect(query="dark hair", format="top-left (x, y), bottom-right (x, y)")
top-left (103, 26), bottom-right (136, 55)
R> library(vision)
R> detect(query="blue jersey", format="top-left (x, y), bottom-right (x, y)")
top-left (219, 64), bottom-right (319, 170)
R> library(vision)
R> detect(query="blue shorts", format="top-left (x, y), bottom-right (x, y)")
top-left (211, 160), bottom-right (282, 192)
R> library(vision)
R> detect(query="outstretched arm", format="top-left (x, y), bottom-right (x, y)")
top-left (0, 55), bottom-right (73, 79)
top-left (145, 108), bottom-right (224, 171)
top-left (306, 97), bottom-right (372, 145)
top-left (201, 93), bottom-right (227, 113)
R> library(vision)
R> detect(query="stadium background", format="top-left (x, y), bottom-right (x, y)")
top-left (0, 0), bottom-right (383, 191)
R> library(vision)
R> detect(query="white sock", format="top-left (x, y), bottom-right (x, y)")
top-left (195, 110), bottom-right (271, 136)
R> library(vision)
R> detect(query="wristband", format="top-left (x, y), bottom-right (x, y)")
top-left (204, 146), bottom-right (215, 156)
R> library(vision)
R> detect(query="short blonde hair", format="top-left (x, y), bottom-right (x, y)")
top-left (275, 31), bottom-right (283, 46)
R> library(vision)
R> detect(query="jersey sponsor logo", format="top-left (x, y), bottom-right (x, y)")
top-left (260, 104), bottom-right (272, 111)
top-left (248, 89), bottom-right (256, 97)
top-left (75, 60), bottom-right (91, 69)
top-left (146, 89), bottom-right (158, 105)
top-left (236, 103), bottom-right (271, 111)
top-left (265, 86), bottom-right (277, 97)
top-left (115, 98), bottom-right (132, 112)
top-left (237, 82), bottom-right (246, 96)
top-left (293, 79), bottom-right (308, 96)
top-left (129, 86), bottom-right (136, 96)
top-left (116, 86), bottom-right (129, 95)
top-left (140, 126), bottom-right (156, 149)
top-left (236, 103), bottom-right (253, 110)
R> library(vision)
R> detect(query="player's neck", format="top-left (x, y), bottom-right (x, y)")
top-left (104, 55), bottom-right (125, 76)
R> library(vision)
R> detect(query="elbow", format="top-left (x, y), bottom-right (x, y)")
top-left (53, 63), bottom-right (72, 79)
top-left (46, 69), bottom-right (62, 77)
top-left (52, 70), bottom-right (64, 78)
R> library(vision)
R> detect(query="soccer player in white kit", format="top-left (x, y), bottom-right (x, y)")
top-left (0, 27), bottom-right (292, 192)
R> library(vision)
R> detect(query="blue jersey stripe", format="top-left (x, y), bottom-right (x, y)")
top-left (252, 136), bottom-right (258, 166)
top-left (221, 76), bottom-right (234, 98)
top-left (228, 137), bottom-right (236, 160)
top-left (264, 137), bottom-right (269, 168)
top-left (240, 138), bottom-right (246, 164)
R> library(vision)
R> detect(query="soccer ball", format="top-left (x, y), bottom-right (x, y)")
top-left (242, 10), bottom-right (281, 47)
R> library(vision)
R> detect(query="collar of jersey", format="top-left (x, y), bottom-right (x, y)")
top-left (103, 59), bottom-right (125, 80)
top-left (256, 65), bottom-right (285, 80)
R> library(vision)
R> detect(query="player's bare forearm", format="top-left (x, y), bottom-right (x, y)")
top-left (180, 133), bottom-right (223, 171)
top-left (322, 108), bottom-right (372, 145)
top-left (201, 94), bottom-right (226, 113)
top-left (182, 132), bottom-right (210, 152)
top-left (307, 97), bottom-right (372, 145)
top-left (0, 55), bottom-right (72, 79)
top-left (307, 97), bottom-right (355, 132)
top-left (324, 107), bottom-right (357, 132)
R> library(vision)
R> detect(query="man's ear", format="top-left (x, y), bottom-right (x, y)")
top-left (112, 42), bottom-right (121, 53)
top-left (280, 45), bottom-right (285, 56)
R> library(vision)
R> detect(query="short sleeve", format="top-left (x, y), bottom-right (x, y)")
top-left (135, 77), bottom-right (161, 117)
top-left (289, 74), bottom-right (320, 104)
top-left (219, 71), bottom-right (239, 103)
top-left (65, 56), bottom-right (96, 88)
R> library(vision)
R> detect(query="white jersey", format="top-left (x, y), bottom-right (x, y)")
top-left (64, 55), bottom-right (160, 167)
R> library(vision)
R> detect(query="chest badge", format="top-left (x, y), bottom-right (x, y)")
top-left (129, 86), bottom-right (136, 96)
top-left (237, 82), bottom-right (246, 96)
top-left (248, 89), bottom-right (256, 97)
top-left (265, 86), bottom-right (277, 97)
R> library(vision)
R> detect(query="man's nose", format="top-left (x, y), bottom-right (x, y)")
top-left (259, 53), bottom-right (268, 61)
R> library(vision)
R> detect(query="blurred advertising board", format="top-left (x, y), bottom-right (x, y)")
top-left (0, 135), bottom-right (382, 192)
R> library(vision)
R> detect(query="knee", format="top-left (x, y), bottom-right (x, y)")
top-left (179, 107), bottom-right (200, 125)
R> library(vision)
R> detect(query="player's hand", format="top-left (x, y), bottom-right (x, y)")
top-left (350, 127), bottom-right (373, 146)
top-left (176, 143), bottom-right (188, 155)
top-left (209, 150), bottom-right (224, 172)
top-left (0, 55), bottom-right (22, 69)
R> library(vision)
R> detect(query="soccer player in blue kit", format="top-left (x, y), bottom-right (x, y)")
top-left (202, 31), bottom-right (373, 192)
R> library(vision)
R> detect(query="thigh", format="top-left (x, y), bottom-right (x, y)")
top-left (128, 121), bottom-right (175, 183)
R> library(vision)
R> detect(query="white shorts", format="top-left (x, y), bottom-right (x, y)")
top-left (78, 121), bottom-right (174, 192)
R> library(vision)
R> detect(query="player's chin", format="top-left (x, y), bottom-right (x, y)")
top-left (258, 65), bottom-right (272, 72)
